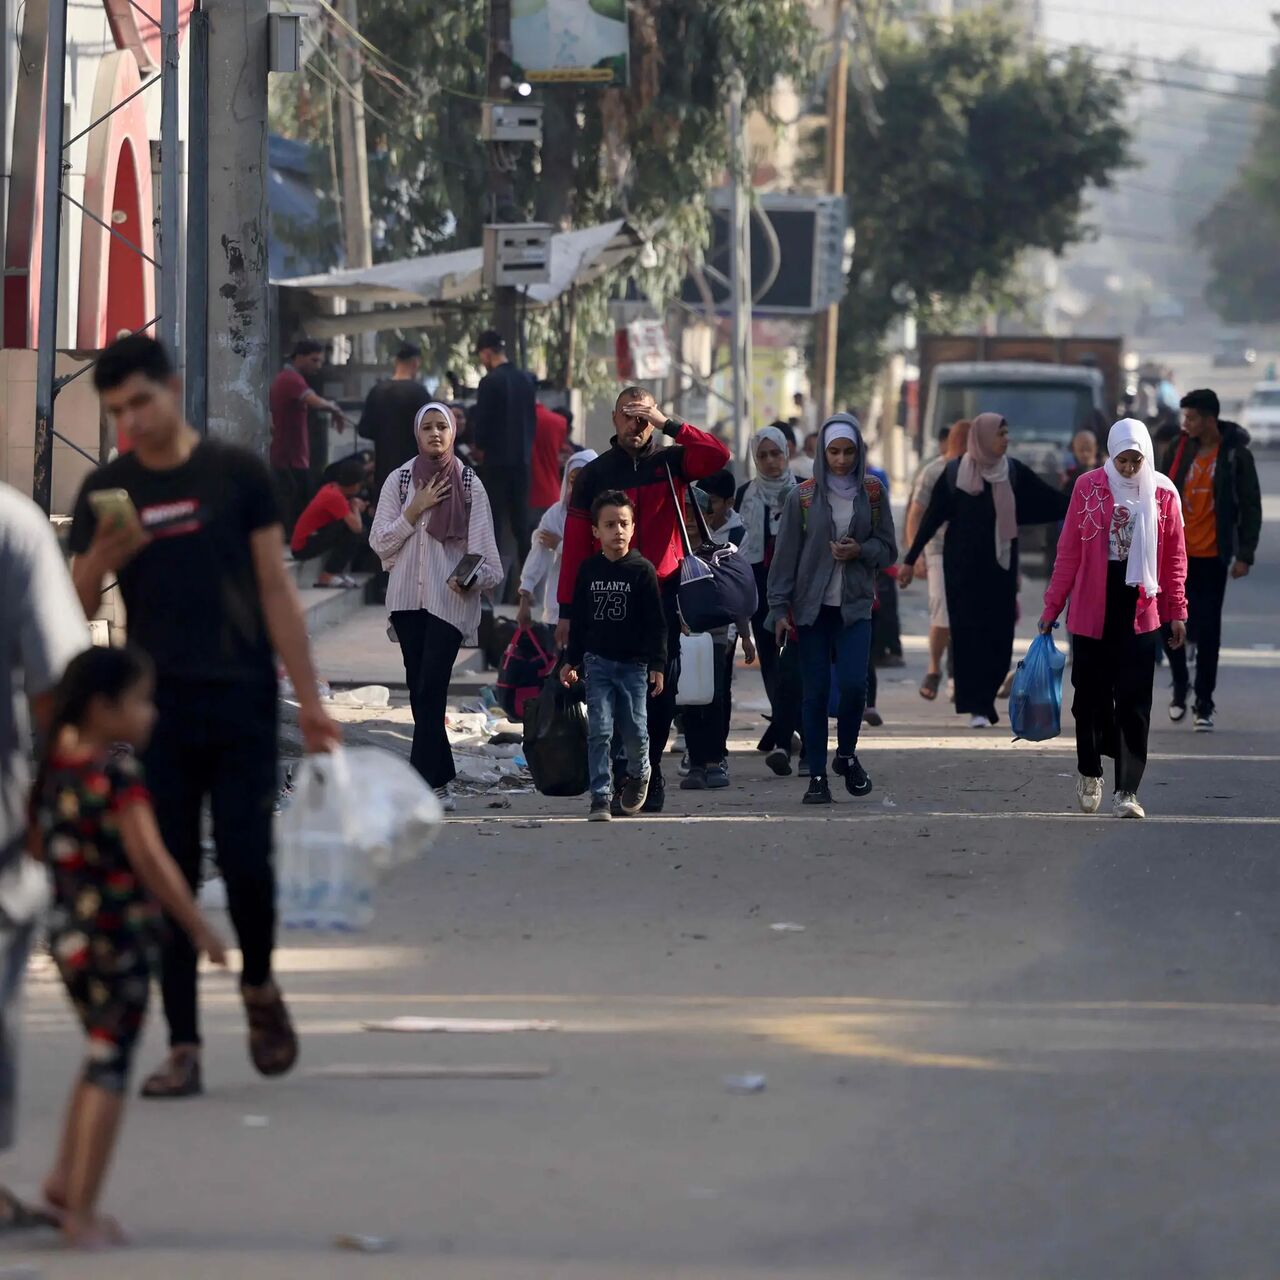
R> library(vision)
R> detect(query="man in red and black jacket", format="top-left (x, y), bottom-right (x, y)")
top-left (555, 386), bottom-right (731, 810)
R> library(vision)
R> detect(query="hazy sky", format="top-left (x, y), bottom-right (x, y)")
top-left (1041, 0), bottom-right (1278, 76)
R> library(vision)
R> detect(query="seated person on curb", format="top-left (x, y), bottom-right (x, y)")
top-left (560, 491), bottom-right (666, 822)
top-left (290, 459), bottom-right (369, 587)
top-left (682, 472), bottom-right (755, 791)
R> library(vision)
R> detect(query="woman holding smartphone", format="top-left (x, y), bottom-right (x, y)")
top-left (370, 402), bottom-right (502, 810)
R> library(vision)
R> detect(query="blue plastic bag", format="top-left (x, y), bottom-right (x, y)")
top-left (1009, 631), bottom-right (1067, 742)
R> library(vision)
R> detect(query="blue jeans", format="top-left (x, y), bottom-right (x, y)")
top-left (798, 607), bottom-right (872, 778)
top-left (585, 654), bottom-right (651, 799)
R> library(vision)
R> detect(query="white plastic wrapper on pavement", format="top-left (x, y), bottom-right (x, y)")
top-left (276, 747), bottom-right (443, 931)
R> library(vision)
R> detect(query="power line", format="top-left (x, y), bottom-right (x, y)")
top-left (1046, 44), bottom-right (1270, 103)
top-left (1039, 3), bottom-right (1279, 39)
top-left (1045, 38), bottom-right (1265, 80)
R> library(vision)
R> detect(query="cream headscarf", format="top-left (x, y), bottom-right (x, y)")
top-left (957, 412), bottom-right (1017, 571)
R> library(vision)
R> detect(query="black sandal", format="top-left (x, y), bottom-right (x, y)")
top-left (0, 1187), bottom-right (59, 1233)
top-left (919, 672), bottom-right (942, 701)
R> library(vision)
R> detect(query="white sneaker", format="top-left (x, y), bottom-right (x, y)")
top-left (435, 786), bottom-right (456, 813)
top-left (1076, 774), bottom-right (1103, 815)
top-left (969, 715), bottom-right (992, 729)
top-left (1113, 791), bottom-right (1145, 819)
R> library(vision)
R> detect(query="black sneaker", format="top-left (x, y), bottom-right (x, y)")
top-left (642, 774), bottom-right (666, 813)
top-left (765, 749), bottom-right (792, 777)
top-left (680, 767), bottom-right (707, 791)
top-left (832, 755), bottom-right (848, 777)
top-left (589, 796), bottom-right (612, 822)
top-left (862, 707), bottom-right (883, 727)
top-left (619, 773), bottom-right (650, 815)
top-left (704, 764), bottom-right (730, 789)
top-left (841, 755), bottom-right (873, 797)
top-left (1193, 708), bottom-right (1215, 733)
top-left (802, 776), bottom-right (833, 806)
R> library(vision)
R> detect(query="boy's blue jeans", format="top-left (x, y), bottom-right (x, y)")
top-left (798, 607), bottom-right (872, 778)
top-left (585, 654), bottom-right (651, 799)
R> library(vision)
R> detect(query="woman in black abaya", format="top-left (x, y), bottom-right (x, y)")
top-left (900, 413), bottom-right (1068, 727)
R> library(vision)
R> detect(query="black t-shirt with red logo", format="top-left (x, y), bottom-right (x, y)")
top-left (70, 441), bottom-right (280, 685)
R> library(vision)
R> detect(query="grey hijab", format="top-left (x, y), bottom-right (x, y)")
top-left (810, 413), bottom-right (872, 541)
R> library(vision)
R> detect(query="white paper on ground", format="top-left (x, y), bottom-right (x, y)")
top-left (361, 1016), bottom-right (560, 1034)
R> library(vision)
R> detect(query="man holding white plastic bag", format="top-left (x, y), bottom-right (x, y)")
top-left (70, 335), bottom-right (341, 1100)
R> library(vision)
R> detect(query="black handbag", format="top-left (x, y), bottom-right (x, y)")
top-left (664, 464), bottom-right (758, 632)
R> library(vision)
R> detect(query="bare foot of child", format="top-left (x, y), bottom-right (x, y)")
top-left (61, 1211), bottom-right (124, 1249)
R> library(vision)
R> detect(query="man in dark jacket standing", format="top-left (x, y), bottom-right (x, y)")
top-left (555, 386), bottom-right (731, 811)
top-left (472, 329), bottom-right (537, 577)
top-left (1159, 388), bottom-right (1261, 731)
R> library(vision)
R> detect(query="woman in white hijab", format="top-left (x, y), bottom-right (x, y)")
top-left (517, 448), bottom-right (597, 627)
top-left (1041, 418), bottom-right (1189, 819)
top-left (736, 427), bottom-right (798, 765)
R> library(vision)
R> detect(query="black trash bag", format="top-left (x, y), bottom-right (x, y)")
top-left (523, 673), bottom-right (589, 797)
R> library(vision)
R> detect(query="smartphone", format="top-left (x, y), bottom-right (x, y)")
top-left (449, 553), bottom-right (484, 590)
top-left (88, 488), bottom-right (139, 528)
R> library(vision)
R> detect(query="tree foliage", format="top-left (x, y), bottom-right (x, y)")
top-left (272, 0), bottom-right (815, 386)
top-left (1197, 50), bottom-right (1280, 325)
top-left (832, 10), bottom-right (1131, 400)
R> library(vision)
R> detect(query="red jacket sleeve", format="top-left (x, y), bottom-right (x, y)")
top-left (557, 505), bottom-right (595, 608)
top-left (1157, 488), bottom-right (1188, 623)
top-left (670, 423), bottom-right (731, 481)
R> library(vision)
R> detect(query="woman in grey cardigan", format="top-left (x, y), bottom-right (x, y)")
top-left (766, 415), bottom-right (898, 805)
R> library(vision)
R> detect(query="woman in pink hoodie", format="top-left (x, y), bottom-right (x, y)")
top-left (1040, 418), bottom-right (1188, 819)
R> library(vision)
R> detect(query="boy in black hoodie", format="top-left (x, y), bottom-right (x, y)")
top-left (561, 491), bottom-right (667, 820)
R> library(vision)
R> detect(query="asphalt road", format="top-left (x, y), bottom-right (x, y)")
top-left (8, 465), bottom-right (1280, 1279)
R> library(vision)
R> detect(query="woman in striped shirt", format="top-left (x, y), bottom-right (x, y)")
top-left (370, 403), bottom-right (503, 809)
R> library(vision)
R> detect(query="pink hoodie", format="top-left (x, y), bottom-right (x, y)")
top-left (1041, 469), bottom-right (1188, 639)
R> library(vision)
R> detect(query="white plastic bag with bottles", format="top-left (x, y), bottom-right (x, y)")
top-left (276, 747), bottom-right (443, 931)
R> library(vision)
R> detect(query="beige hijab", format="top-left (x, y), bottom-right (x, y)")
top-left (957, 412), bottom-right (1018, 571)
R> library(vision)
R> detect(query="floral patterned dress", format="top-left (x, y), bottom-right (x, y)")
top-left (35, 752), bottom-right (160, 1094)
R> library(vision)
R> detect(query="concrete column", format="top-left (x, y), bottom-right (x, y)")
top-left (204, 0), bottom-right (270, 453)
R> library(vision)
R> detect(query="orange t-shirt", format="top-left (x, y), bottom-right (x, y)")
top-left (1182, 445), bottom-right (1219, 558)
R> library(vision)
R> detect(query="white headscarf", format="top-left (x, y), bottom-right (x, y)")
top-left (1104, 417), bottom-right (1178, 596)
top-left (821, 418), bottom-right (862, 500)
top-left (540, 449), bottom-right (598, 542)
top-left (739, 427), bottom-right (797, 565)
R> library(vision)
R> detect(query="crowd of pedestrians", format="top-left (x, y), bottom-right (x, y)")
top-left (0, 316), bottom-right (1262, 1246)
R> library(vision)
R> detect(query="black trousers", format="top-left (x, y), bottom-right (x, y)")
top-left (393, 609), bottom-right (464, 789)
top-left (483, 465), bottom-right (531, 600)
top-left (685, 636), bottom-right (733, 769)
top-left (1163, 555), bottom-right (1229, 714)
top-left (144, 677), bottom-right (278, 1048)
top-left (647, 584), bottom-right (684, 776)
top-left (294, 521), bottom-right (362, 575)
top-left (1073, 564), bottom-right (1158, 794)
top-left (273, 467), bottom-right (312, 538)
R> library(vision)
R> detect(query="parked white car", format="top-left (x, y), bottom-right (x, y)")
top-left (1243, 382), bottom-right (1280, 449)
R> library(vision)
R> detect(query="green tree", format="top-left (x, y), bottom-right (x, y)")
top-left (1197, 49), bottom-right (1280, 324)
top-left (273, 0), bottom-right (815, 385)
top-left (832, 10), bottom-right (1131, 399)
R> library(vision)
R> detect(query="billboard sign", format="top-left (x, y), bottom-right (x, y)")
top-left (512, 0), bottom-right (630, 87)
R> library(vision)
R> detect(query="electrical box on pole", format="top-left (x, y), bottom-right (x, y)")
top-left (268, 14), bottom-right (302, 72)
top-left (480, 102), bottom-right (543, 144)
top-left (483, 223), bottom-right (553, 288)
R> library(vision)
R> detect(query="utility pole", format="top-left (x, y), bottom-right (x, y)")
top-left (486, 0), bottom-right (518, 345)
top-left (204, 0), bottom-right (271, 453)
top-left (336, 0), bottom-right (375, 364)
top-left (33, 0), bottom-right (69, 512)
top-left (726, 73), bottom-right (753, 468)
top-left (159, 0), bottom-right (180, 354)
top-left (813, 0), bottom-right (848, 424)
top-left (185, 2), bottom-right (209, 429)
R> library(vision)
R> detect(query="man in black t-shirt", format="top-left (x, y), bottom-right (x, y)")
top-left (358, 342), bottom-right (432, 497)
top-left (70, 334), bottom-right (341, 1101)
